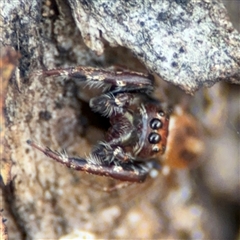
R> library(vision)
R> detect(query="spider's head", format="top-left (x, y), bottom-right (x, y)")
top-left (136, 103), bottom-right (204, 169)
top-left (136, 102), bottom-right (171, 159)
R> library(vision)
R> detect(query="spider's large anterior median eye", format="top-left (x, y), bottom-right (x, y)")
top-left (150, 118), bottom-right (162, 129)
top-left (148, 132), bottom-right (161, 144)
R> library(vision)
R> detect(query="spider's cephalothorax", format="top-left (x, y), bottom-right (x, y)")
top-left (27, 66), bottom-right (171, 183)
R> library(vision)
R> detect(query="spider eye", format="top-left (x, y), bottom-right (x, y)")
top-left (158, 110), bottom-right (165, 117)
top-left (148, 132), bottom-right (161, 144)
top-left (152, 146), bottom-right (160, 153)
top-left (150, 118), bottom-right (162, 129)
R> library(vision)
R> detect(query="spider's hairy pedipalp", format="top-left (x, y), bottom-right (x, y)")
top-left (90, 92), bottom-right (133, 117)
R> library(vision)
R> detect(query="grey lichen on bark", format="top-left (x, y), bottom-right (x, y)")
top-left (68, 0), bottom-right (240, 93)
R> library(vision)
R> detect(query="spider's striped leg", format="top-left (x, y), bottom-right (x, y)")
top-left (27, 140), bottom-right (148, 183)
top-left (42, 66), bottom-right (154, 92)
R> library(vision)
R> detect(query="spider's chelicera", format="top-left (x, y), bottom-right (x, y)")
top-left (27, 66), bottom-right (171, 183)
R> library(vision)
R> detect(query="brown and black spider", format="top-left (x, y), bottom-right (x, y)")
top-left (27, 66), bottom-right (203, 184)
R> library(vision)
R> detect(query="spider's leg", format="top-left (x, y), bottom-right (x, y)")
top-left (27, 140), bottom-right (149, 183)
top-left (89, 92), bottom-right (134, 116)
top-left (42, 66), bottom-right (154, 92)
top-left (90, 142), bottom-right (135, 164)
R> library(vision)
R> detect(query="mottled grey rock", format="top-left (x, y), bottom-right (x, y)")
top-left (68, 0), bottom-right (240, 93)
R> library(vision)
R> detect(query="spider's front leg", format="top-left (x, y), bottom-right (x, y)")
top-left (90, 141), bottom-right (135, 164)
top-left (89, 92), bottom-right (134, 117)
top-left (27, 140), bottom-right (149, 183)
top-left (42, 66), bottom-right (154, 93)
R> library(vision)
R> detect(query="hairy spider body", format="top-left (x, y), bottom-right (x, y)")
top-left (28, 66), bottom-right (201, 184)
top-left (101, 94), bottom-right (170, 160)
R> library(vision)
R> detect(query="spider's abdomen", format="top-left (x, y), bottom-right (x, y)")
top-left (133, 101), bottom-right (170, 160)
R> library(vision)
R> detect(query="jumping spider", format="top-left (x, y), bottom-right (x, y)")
top-left (27, 66), bottom-right (203, 184)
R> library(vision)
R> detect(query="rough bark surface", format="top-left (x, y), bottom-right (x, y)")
top-left (68, 0), bottom-right (240, 93)
top-left (1, 0), bottom-right (239, 239)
